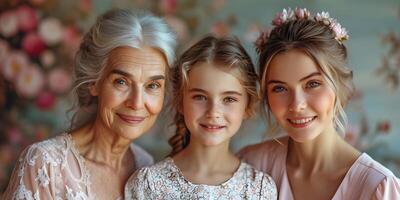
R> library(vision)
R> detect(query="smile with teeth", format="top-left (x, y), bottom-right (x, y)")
top-left (200, 124), bottom-right (225, 130)
top-left (287, 116), bottom-right (316, 125)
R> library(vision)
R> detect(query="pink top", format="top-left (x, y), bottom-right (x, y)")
top-left (237, 136), bottom-right (400, 200)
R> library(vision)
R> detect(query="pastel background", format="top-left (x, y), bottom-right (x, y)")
top-left (1, 0), bottom-right (399, 194)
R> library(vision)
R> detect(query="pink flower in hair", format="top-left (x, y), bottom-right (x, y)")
top-left (295, 8), bottom-right (310, 19)
top-left (272, 8), bottom-right (294, 26)
top-left (315, 11), bottom-right (332, 25)
top-left (331, 22), bottom-right (349, 42)
top-left (255, 28), bottom-right (271, 53)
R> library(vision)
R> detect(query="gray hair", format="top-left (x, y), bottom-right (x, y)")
top-left (69, 9), bottom-right (176, 129)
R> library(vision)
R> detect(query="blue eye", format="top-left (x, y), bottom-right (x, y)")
top-left (271, 85), bottom-right (286, 93)
top-left (147, 82), bottom-right (161, 90)
top-left (193, 95), bottom-right (207, 101)
top-left (114, 78), bottom-right (127, 86)
top-left (306, 81), bottom-right (321, 88)
top-left (223, 97), bottom-right (237, 103)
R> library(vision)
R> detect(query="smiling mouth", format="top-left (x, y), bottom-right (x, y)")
top-left (200, 124), bottom-right (226, 132)
top-left (287, 116), bottom-right (317, 127)
top-left (117, 113), bottom-right (146, 124)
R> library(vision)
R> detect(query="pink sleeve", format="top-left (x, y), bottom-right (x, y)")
top-left (372, 176), bottom-right (400, 200)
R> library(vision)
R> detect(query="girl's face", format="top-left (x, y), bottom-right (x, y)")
top-left (182, 62), bottom-right (248, 147)
top-left (265, 49), bottom-right (336, 143)
top-left (91, 46), bottom-right (167, 140)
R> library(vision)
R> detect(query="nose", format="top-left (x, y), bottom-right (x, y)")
top-left (125, 86), bottom-right (144, 110)
top-left (289, 90), bottom-right (307, 112)
top-left (206, 100), bottom-right (222, 119)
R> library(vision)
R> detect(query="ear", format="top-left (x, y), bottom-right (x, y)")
top-left (89, 82), bottom-right (98, 96)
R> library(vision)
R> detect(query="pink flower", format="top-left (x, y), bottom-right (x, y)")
top-left (2, 51), bottom-right (29, 81)
top-left (0, 10), bottom-right (19, 37)
top-left (62, 26), bottom-right (82, 58)
top-left (295, 8), bottom-right (310, 19)
top-left (159, 0), bottom-right (177, 15)
top-left (272, 8), bottom-right (294, 26)
top-left (315, 11), bottom-right (331, 25)
top-left (16, 5), bottom-right (38, 32)
top-left (48, 68), bottom-right (72, 94)
top-left (22, 32), bottom-right (46, 57)
top-left (16, 64), bottom-right (45, 98)
top-left (40, 50), bottom-right (56, 68)
top-left (331, 22), bottom-right (349, 42)
top-left (39, 18), bottom-right (63, 46)
top-left (7, 127), bottom-right (23, 144)
top-left (35, 90), bottom-right (56, 110)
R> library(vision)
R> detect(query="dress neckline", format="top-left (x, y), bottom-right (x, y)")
top-left (281, 137), bottom-right (366, 199)
top-left (165, 157), bottom-right (245, 188)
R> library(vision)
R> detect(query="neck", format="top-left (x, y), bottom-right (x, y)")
top-left (287, 126), bottom-right (343, 173)
top-left (71, 119), bottom-right (133, 171)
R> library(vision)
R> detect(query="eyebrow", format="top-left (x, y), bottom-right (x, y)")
top-left (267, 72), bottom-right (322, 85)
top-left (188, 88), bottom-right (243, 96)
top-left (110, 69), bottom-right (165, 81)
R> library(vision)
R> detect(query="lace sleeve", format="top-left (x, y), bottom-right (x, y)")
top-left (125, 167), bottom-right (157, 200)
top-left (3, 144), bottom-right (62, 199)
top-left (260, 174), bottom-right (278, 200)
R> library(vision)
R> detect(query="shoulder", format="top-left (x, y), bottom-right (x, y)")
top-left (237, 136), bottom-right (288, 169)
top-left (355, 153), bottom-right (396, 180)
top-left (130, 143), bottom-right (154, 169)
top-left (237, 136), bottom-right (288, 157)
top-left (20, 133), bottom-right (70, 167)
top-left (348, 153), bottom-right (400, 198)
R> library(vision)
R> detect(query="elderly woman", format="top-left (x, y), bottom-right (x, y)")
top-left (4, 9), bottom-right (176, 199)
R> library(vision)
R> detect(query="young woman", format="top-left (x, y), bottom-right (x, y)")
top-left (126, 35), bottom-right (277, 199)
top-left (238, 8), bottom-right (400, 200)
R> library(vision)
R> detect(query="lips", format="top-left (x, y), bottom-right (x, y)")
top-left (287, 116), bottom-right (317, 128)
top-left (117, 113), bottom-right (146, 124)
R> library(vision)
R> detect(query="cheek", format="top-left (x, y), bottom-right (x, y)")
top-left (145, 94), bottom-right (164, 115)
top-left (311, 89), bottom-right (336, 115)
top-left (268, 94), bottom-right (287, 116)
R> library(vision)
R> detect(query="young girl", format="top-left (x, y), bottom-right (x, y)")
top-left (238, 8), bottom-right (400, 200)
top-left (125, 35), bottom-right (277, 199)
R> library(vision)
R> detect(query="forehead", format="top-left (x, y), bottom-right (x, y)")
top-left (267, 49), bottom-right (321, 81)
top-left (105, 46), bottom-right (167, 75)
top-left (187, 62), bottom-right (245, 92)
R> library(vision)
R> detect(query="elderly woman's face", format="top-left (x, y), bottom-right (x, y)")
top-left (90, 46), bottom-right (167, 140)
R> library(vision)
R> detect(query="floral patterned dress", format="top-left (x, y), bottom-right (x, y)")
top-left (3, 133), bottom-right (153, 200)
top-left (125, 157), bottom-right (277, 200)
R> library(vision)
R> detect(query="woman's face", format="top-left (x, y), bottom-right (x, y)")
top-left (91, 46), bottom-right (167, 140)
top-left (265, 49), bottom-right (336, 143)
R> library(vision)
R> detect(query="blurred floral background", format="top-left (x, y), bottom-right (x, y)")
top-left (0, 0), bottom-right (399, 194)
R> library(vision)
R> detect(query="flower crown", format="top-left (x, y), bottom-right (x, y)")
top-left (255, 8), bottom-right (349, 53)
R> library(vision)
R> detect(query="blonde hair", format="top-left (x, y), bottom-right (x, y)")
top-left (258, 19), bottom-right (354, 137)
top-left (168, 35), bottom-right (259, 156)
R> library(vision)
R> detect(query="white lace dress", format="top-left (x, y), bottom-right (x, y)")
top-left (125, 157), bottom-right (277, 200)
top-left (3, 133), bottom-right (153, 200)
